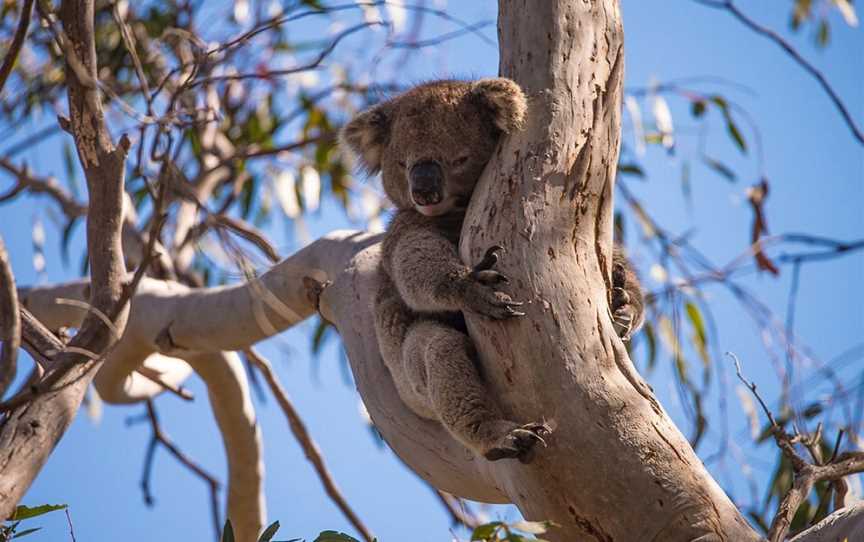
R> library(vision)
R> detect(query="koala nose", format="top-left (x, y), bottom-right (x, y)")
top-left (409, 160), bottom-right (444, 206)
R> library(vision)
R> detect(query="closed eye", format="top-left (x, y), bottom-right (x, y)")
top-left (452, 156), bottom-right (470, 167)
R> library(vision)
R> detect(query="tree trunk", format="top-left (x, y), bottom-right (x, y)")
top-left (452, 1), bottom-right (761, 540)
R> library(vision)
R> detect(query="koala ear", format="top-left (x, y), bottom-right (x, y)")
top-left (471, 78), bottom-right (527, 133)
top-left (340, 105), bottom-right (391, 174)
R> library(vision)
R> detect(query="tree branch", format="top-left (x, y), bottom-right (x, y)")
top-left (0, 0), bottom-right (131, 519)
top-left (0, 0), bottom-right (35, 95)
top-left (19, 230), bottom-right (506, 505)
top-left (244, 348), bottom-right (373, 542)
top-left (142, 400), bottom-right (222, 540)
top-left (693, 0), bottom-right (864, 145)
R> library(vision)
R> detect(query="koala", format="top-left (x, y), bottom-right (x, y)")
top-left (341, 79), bottom-right (644, 463)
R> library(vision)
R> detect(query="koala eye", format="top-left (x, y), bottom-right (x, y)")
top-left (452, 156), bottom-right (470, 167)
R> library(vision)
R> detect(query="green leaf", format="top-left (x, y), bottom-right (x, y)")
top-left (685, 302), bottom-right (709, 366)
top-left (816, 19), bottom-right (830, 47)
top-left (791, 0), bottom-right (812, 30)
top-left (725, 116), bottom-right (747, 154)
top-left (643, 321), bottom-right (657, 371)
top-left (311, 317), bottom-right (333, 356)
top-left (472, 522), bottom-right (504, 540)
top-left (222, 519), bottom-right (235, 542)
top-left (60, 218), bottom-right (80, 267)
top-left (313, 531), bottom-right (360, 542)
top-left (258, 521), bottom-right (280, 542)
top-left (702, 156), bottom-right (737, 182)
top-left (709, 95), bottom-right (729, 112)
top-left (802, 402), bottom-right (823, 418)
top-left (62, 142), bottom-right (80, 199)
top-left (10, 504), bottom-right (67, 521)
top-left (617, 163), bottom-right (645, 177)
top-left (12, 528), bottom-right (42, 539)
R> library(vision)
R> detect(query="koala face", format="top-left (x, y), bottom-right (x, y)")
top-left (341, 79), bottom-right (527, 216)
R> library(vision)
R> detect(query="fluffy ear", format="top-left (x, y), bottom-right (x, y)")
top-left (340, 105), bottom-right (390, 174)
top-left (471, 78), bottom-right (527, 133)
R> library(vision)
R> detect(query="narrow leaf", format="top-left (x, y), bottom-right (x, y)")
top-left (12, 528), bottom-right (42, 538)
top-left (702, 156), bottom-right (737, 182)
top-left (725, 115), bottom-right (747, 154)
top-left (222, 519), bottom-right (235, 542)
top-left (10, 504), bottom-right (67, 521)
top-left (313, 531), bottom-right (360, 542)
top-left (258, 521), bottom-right (280, 542)
top-left (685, 302), bottom-right (709, 366)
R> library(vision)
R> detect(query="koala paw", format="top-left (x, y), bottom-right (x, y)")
top-left (611, 286), bottom-right (638, 341)
top-left (483, 422), bottom-right (552, 464)
top-left (462, 246), bottom-right (525, 319)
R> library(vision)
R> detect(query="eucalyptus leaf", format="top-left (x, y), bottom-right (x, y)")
top-left (10, 504), bottom-right (67, 521)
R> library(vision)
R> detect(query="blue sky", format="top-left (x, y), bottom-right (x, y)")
top-left (2, 1), bottom-right (862, 541)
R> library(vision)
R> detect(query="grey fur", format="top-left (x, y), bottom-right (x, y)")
top-left (341, 79), bottom-right (643, 462)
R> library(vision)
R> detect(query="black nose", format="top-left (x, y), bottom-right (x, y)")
top-left (409, 160), bottom-right (444, 206)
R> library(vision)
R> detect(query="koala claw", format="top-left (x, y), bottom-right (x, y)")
top-left (612, 286), bottom-right (630, 308)
top-left (611, 286), bottom-right (638, 340)
top-left (463, 282), bottom-right (525, 319)
top-left (464, 245), bottom-right (525, 319)
top-left (472, 269), bottom-right (509, 285)
top-left (473, 245), bottom-right (505, 272)
top-left (483, 422), bottom-right (552, 464)
top-left (613, 311), bottom-right (635, 341)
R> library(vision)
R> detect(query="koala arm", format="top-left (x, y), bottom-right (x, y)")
top-left (384, 212), bottom-right (521, 318)
top-left (383, 211), bottom-right (471, 313)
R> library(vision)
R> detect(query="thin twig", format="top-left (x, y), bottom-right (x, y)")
top-left (0, 157), bottom-right (87, 218)
top-left (692, 0), bottom-right (864, 145)
top-left (387, 21), bottom-right (493, 48)
top-left (431, 488), bottom-right (481, 529)
top-left (112, 2), bottom-right (152, 111)
top-left (142, 400), bottom-right (221, 539)
top-left (191, 22), bottom-right (384, 86)
top-left (243, 348), bottom-right (374, 542)
top-left (0, 0), bottom-right (35, 95)
top-left (64, 508), bottom-right (76, 542)
top-left (136, 365), bottom-right (194, 401)
top-left (729, 352), bottom-right (864, 541)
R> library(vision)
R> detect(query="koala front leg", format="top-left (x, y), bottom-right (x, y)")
top-left (386, 217), bottom-right (523, 318)
top-left (402, 319), bottom-right (551, 463)
top-left (611, 245), bottom-right (645, 340)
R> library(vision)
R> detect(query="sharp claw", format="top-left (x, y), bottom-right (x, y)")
top-left (513, 428), bottom-right (548, 447)
top-left (474, 245), bottom-right (504, 272)
top-left (474, 245), bottom-right (505, 272)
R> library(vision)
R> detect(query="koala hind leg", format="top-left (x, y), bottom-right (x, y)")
top-left (402, 319), bottom-right (550, 463)
top-left (374, 282), bottom-right (437, 419)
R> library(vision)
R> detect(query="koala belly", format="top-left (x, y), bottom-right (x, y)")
top-left (373, 272), bottom-right (468, 421)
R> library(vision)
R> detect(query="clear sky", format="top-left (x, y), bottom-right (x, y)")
top-left (2, 1), bottom-right (862, 541)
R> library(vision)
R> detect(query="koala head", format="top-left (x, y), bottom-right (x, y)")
top-left (341, 78), bottom-right (526, 217)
